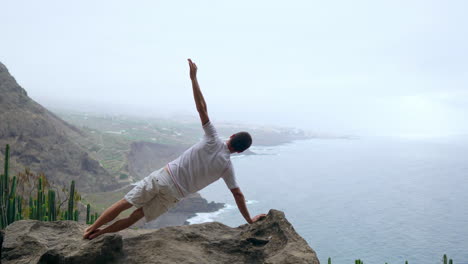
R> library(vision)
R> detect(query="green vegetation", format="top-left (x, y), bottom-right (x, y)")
top-left (0, 145), bottom-right (99, 228)
top-left (444, 254), bottom-right (454, 264)
top-left (0, 144), bottom-right (22, 228)
top-left (326, 254), bottom-right (456, 263)
top-left (56, 111), bottom-right (202, 183)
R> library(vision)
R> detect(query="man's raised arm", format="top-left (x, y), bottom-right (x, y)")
top-left (188, 59), bottom-right (209, 126)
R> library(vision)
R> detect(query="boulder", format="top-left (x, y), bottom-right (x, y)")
top-left (1, 210), bottom-right (319, 264)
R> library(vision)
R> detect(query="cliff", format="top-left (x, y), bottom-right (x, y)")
top-left (0, 62), bottom-right (118, 192)
top-left (1, 210), bottom-right (319, 264)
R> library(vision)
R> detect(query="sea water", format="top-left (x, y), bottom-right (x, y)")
top-left (190, 137), bottom-right (468, 264)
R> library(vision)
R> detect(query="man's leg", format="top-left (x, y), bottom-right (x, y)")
top-left (88, 207), bottom-right (144, 239)
top-left (83, 198), bottom-right (133, 239)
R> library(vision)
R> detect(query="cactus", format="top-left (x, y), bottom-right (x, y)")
top-left (7, 197), bottom-right (16, 225)
top-left (50, 190), bottom-right (55, 221)
top-left (74, 209), bottom-right (79, 221)
top-left (68, 181), bottom-right (75, 220)
top-left (86, 204), bottom-right (91, 224)
top-left (328, 257), bottom-right (331, 264)
top-left (37, 177), bottom-right (43, 220)
top-left (3, 145), bottom-right (10, 200)
top-left (16, 196), bottom-right (22, 220)
top-left (0, 145), bottom-right (24, 228)
top-left (355, 260), bottom-right (363, 264)
top-left (0, 144), bottom-right (11, 228)
top-left (443, 254), bottom-right (453, 264)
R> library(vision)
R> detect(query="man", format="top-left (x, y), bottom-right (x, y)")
top-left (83, 59), bottom-right (266, 240)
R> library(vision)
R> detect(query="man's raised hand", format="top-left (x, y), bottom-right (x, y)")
top-left (188, 58), bottom-right (198, 80)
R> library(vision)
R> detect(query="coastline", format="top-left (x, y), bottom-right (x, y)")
top-left (142, 193), bottom-right (224, 229)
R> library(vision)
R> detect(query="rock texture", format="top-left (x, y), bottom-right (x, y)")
top-left (0, 62), bottom-right (118, 192)
top-left (1, 210), bottom-right (319, 264)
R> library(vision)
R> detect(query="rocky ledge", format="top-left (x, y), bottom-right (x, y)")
top-left (1, 210), bottom-right (319, 264)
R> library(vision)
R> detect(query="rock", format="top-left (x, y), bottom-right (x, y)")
top-left (1, 210), bottom-right (319, 264)
top-left (1, 221), bottom-right (123, 264)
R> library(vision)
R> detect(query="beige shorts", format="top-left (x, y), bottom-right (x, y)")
top-left (124, 168), bottom-right (180, 222)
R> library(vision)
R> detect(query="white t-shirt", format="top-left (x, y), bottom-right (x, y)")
top-left (166, 121), bottom-right (238, 198)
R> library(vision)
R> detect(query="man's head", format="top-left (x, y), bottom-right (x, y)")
top-left (228, 132), bottom-right (252, 153)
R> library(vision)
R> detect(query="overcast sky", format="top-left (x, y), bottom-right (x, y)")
top-left (2, 0), bottom-right (467, 137)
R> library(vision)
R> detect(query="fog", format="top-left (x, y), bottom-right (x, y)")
top-left (2, 0), bottom-right (467, 137)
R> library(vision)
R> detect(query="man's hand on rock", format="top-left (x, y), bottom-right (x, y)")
top-left (83, 227), bottom-right (104, 240)
top-left (83, 226), bottom-right (96, 239)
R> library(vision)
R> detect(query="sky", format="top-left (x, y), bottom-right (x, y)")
top-left (1, 0), bottom-right (467, 137)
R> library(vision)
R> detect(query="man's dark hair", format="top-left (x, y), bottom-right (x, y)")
top-left (230, 132), bottom-right (252, 152)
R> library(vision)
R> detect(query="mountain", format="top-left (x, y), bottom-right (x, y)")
top-left (0, 62), bottom-right (118, 192)
top-left (1, 210), bottom-right (319, 264)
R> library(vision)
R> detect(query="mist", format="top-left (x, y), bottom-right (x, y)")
top-left (2, 0), bottom-right (467, 137)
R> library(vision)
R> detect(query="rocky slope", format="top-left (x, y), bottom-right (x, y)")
top-left (0, 62), bottom-right (118, 192)
top-left (1, 210), bottom-right (319, 264)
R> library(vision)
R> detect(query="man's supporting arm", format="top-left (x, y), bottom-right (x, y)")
top-left (231, 188), bottom-right (266, 224)
top-left (188, 59), bottom-right (210, 125)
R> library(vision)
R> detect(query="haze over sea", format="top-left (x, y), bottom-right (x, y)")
top-left (191, 136), bottom-right (468, 264)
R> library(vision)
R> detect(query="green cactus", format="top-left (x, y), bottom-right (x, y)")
top-left (47, 190), bottom-right (52, 221)
top-left (74, 209), bottom-right (79, 221)
top-left (9, 176), bottom-right (17, 200)
top-left (16, 196), bottom-right (22, 220)
top-left (328, 257), bottom-right (331, 264)
top-left (7, 197), bottom-right (16, 225)
top-left (68, 181), bottom-right (75, 220)
top-left (444, 254), bottom-right (448, 264)
top-left (3, 145), bottom-right (10, 200)
top-left (0, 144), bottom-right (11, 228)
top-left (37, 177), bottom-right (43, 220)
top-left (86, 204), bottom-right (91, 224)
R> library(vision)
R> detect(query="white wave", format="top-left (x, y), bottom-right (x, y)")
top-left (186, 203), bottom-right (236, 225)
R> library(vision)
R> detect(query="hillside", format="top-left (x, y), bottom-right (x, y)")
top-left (0, 62), bottom-right (119, 192)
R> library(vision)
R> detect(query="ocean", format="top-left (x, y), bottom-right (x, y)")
top-left (189, 136), bottom-right (468, 264)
